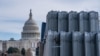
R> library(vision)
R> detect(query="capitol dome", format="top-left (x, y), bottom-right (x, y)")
top-left (23, 17), bottom-right (39, 32)
top-left (21, 9), bottom-right (40, 40)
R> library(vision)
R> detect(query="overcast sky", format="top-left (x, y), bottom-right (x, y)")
top-left (0, 0), bottom-right (100, 40)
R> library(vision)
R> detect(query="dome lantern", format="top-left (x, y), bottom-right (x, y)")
top-left (29, 9), bottom-right (32, 20)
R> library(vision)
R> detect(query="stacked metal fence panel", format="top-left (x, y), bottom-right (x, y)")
top-left (89, 11), bottom-right (99, 32)
top-left (68, 11), bottom-right (79, 32)
top-left (43, 11), bottom-right (99, 56)
top-left (44, 32), bottom-right (100, 56)
top-left (79, 11), bottom-right (89, 32)
top-left (72, 32), bottom-right (84, 56)
top-left (58, 11), bottom-right (68, 32)
top-left (46, 11), bottom-right (58, 32)
top-left (60, 32), bottom-right (72, 56)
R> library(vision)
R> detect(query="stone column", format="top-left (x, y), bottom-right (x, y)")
top-left (58, 11), bottom-right (68, 32)
top-left (60, 32), bottom-right (72, 56)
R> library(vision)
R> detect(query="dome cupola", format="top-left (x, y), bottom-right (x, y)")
top-left (25, 9), bottom-right (36, 25)
top-left (21, 9), bottom-right (40, 40)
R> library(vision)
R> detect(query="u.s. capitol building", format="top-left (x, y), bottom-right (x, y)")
top-left (0, 10), bottom-right (40, 54)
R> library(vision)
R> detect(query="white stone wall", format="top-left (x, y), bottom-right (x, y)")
top-left (0, 41), bottom-right (2, 51)
top-left (0, 39), bottom-right (39, 52)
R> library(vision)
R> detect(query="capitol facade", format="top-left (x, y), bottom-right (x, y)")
top-left (0, 10), bottom-right (40, 54)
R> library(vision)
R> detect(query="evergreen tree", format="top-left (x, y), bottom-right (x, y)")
top-left (13, 47), bottom-right (20, 53)
top-left (26, 48), bottom-right (33, 56)
top-left (7, 47), bottom-right (13, 54)
top-left (21, 48), bottom-right (26, 56)
top-left (7, 47), bottom-right (19, 54)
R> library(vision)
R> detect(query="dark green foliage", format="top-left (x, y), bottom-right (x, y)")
top-left (21, 48), bottom-right (26, 56)
top-left (36, 47), bottom-right (39, 55)
top-left (7, 47), bottom-right (13, 54)
top-left (13, 47), bottom-right (20, 53)
top-left (7, 47), bottom-right (19, 54)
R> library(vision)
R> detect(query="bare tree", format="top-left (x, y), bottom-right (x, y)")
top-left (25, 48), bottom-right (33, 56)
